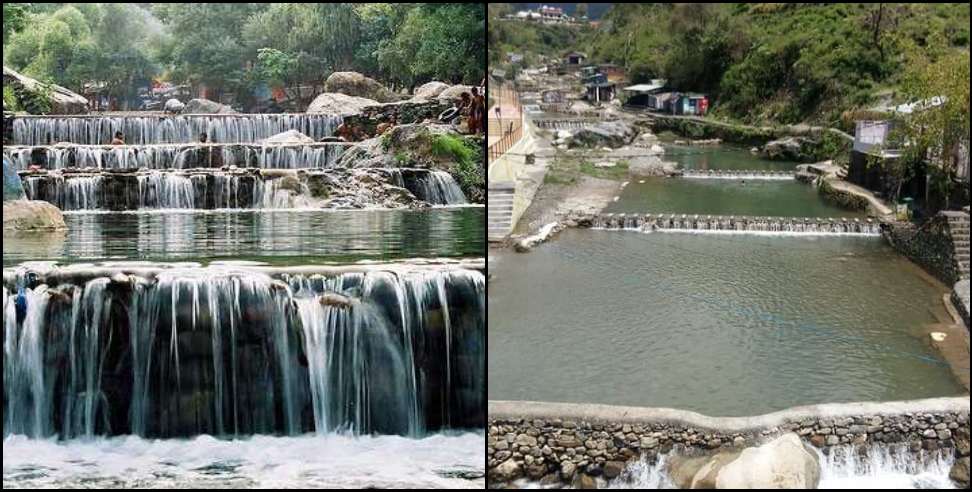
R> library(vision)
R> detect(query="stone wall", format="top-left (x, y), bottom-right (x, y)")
top-left (818, 178), bottom-right (869, 212)
top-left (954, 279), bottom-right (970, 329)
top-left (487, 398), bottom-right (970, 487)
top-left (884, 215), bottom-right (962, 287)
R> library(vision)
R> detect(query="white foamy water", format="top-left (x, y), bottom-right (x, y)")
top-left (2, 433), bottom-right (485, 489)
top-left (594, 445), bottom-right (956, 490)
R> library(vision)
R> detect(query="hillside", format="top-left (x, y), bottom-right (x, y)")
top-left (493, 3), bottom-right (971, 126)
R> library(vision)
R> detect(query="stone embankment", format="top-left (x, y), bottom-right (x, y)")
top-left (487, 398), bottom-right (971, 488)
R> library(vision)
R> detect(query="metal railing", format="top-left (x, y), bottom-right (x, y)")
top-left (487, 83), bottom-right (523, 164)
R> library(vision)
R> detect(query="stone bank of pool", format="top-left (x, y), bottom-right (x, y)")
top-left (488, 229), bottom-right (965, 416)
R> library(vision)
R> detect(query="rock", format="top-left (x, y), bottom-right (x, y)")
top-left (593, 161), bottom-right (617, 168)
top-left (572, 473), bottom-right (598, 489)
top-left (164, 98), bottom-right (185, 114)
top-left (760, 136), bottom-right (816, 162)
top-left (715, 434), bottom-right (820, 489)
top-left (951, 457), bottom-right (970, 488)
top-left (628, 155), bottom-right (677, 177)
top-left (3, 200), bottom-right (67, 231)
top-left (437, 85), bottom-right (475, 103)
top-left (566, 120), bottom-right (637, 149)
top-left (413, 81), bottom-right (451, 100)
top-left (515, 434), bottom-right (538, 447)
top-left (668, 434), bottom-right (820, 489)
top-left (3, 66), bottom-right (88, 114)
top-left (306, 92), bottom-right (379, 116)
top-left (603, 461), bottom-right (626, 480)
top-left (561, 461), bottom-right (577, 481)
top-left (261, 130), bottom-right (316, 144)
top-left (318, 292), bottom-right (354, 308)
top-left (183, 98), bottom-right (237, 114)
top-left (324, 71), bottom-right (399, 103)
top-left (490, 458), bottom-right (522, 482)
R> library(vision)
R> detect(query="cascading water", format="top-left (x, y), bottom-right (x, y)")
top-left (137, 173), bottom-right (196, 209)
top-left (679, 170), bottom-right (796, 180)
top-left (414, 171), bottom-right (468, 206)
top-left (3, 266), bottom-right (485, 439)
top-left (597, 444), bottom-right (957, 489)
top-left (592, 213), bottom-right (882, 236)
top-left (11, 114), bottom-right (343, 146)
top-left (4, 143), bottom-right (349, 171)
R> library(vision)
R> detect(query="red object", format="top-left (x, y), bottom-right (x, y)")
top-left (700, 97), bottom-right (709, 116)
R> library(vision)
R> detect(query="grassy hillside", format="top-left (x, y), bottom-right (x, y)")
top-left (492, 3), bottom-right (970, 126)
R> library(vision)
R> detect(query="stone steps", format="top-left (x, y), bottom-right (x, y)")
top-left (488, 185), bottom-right (516, 242)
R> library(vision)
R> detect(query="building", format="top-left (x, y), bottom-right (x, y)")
top-left (674, 93), bottom-right (709, 116)
top-left (565, 52), bottom-right (587, 66)
top-left (598, 64), bottom-right (626, 83)
top-left (621, 80), bottom-right (668, 109)
top-left (850, 97), bottom-right (969, 208)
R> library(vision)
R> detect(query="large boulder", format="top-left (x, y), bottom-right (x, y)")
top-left (3, 200), bottom-right (67, 231)
top-left (324, 71), bottom-right (399, 103)
top-left (568, 121), bottom-right (638, 149)
top-left (3, 66), bottom-right (88, 115)
top-left (182, 98), bottom-right (237, 114)
top-left (413, 81), bottom-right (451, 100)
top-left (760, 136), bottom-right (817, 162)
top-left (951, 457), bottom-right (970, 488)
top-left (164, 98), bottom-right (185, 114)
top-left (437, 85), bottom-right (475, 103)
top-left (306, 92), bottom-right (379, 116)
top-left (668, 434), bottom-right (820, 489)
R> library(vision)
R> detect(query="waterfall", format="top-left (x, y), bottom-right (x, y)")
top-left (5, 144), bottom-right (349, 171)
top-left (21, 175), bottom-right (104, 210)
top-left (4, 154), bottom-right (26, 201)
top-left (255, 178), bottom-right (314, 209)
top-left (679, 170), bottom-right (796, 180)
top-left (11, 114), bottom-right (343, 146)
top-left (592, 214), bottom-right (882, 236)
top-left (602, 444), bottom-right (956, 489)
top-left (137, 173), bottom-right (196, 209)
top-left (3, 266), bottom-right (485, 439)
top-left (413, 171), bottom-right (468, 206)
top-left (817, 445), bottom-right (957, 489)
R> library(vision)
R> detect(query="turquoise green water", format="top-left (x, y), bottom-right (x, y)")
top-left (661, 143), bottom-right (800, 172)
top-left (3, 208), bottom-right (485, 267)
top-left (607, 178), bottom-right (863, 218)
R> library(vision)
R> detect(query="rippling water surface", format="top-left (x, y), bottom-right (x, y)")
top-left (2, 208), bottom-right (485, 267)
top-left (488, 230), bottom-right (964, 415)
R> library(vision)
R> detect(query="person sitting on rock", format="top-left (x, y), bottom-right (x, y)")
top-left (111, 131), bottom-right (125, 145)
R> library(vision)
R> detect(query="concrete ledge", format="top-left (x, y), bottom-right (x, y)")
top-left (3, 258), bottom-right (486, 288)
top-left (489, 397), bottom-right (970, 433)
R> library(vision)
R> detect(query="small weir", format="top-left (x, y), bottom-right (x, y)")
top-left (386, 169), bottom-right (468, 206)
top-left (676, 169), bottom-right (796, 180)
top-left (3, 142), bottom-right (350, 170)
top-left (20, 168), bottom-right (467, 210)
top-left (591, 213), bottom-right (883, 236)
top-left (2, 261), bottom-right (485, 439)
top-left (10, 113), bottom-right (343, 145)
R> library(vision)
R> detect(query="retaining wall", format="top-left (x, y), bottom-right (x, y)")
top-left (487, 398), bottom-right (971, 486)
